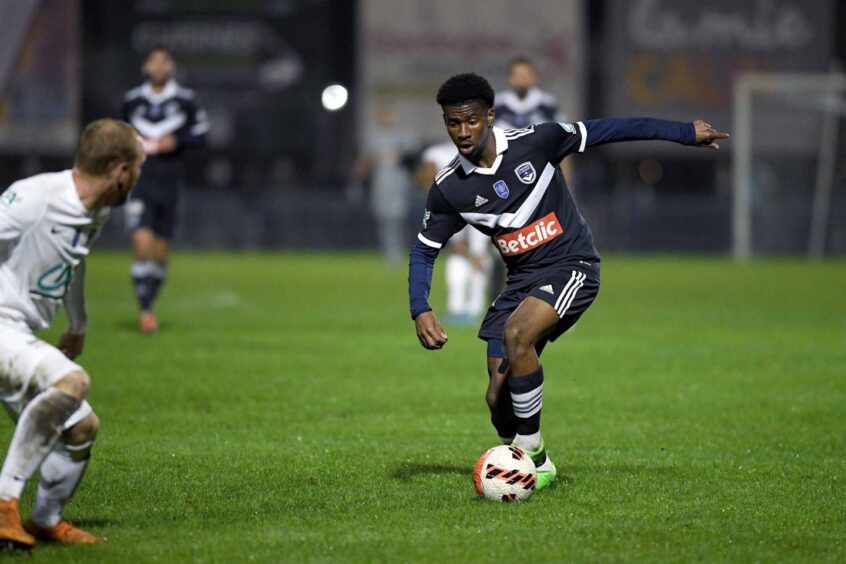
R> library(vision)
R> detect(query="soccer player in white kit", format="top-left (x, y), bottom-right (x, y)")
top-left (0, 119), bottom-right (144, 548)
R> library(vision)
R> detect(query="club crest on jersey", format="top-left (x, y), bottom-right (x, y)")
top-left (422, 209), bottom-right (431, 228)
top-left (493, 180), bottom-right (510, 199)
top-left (515, 162), bottom-right (536, 184)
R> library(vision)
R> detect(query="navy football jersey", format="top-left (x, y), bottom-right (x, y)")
top-left (494, 88), bottom-right (562, 130)
top-left (417, 123), bottom-right (597, 285)
top-left (122, 79), bottom-right (208, 173)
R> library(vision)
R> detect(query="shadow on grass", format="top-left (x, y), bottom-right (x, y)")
top-left (391, 462), bottom-right (469, 481)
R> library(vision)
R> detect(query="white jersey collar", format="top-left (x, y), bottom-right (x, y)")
top-left (458, 127), bottom-right (508, 176)
top-left (141, 79), bottom-right (178, 104)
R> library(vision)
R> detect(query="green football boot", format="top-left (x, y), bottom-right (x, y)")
top-left (517, 438), bottom-right (557, 491)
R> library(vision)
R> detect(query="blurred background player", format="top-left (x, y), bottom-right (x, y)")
top-left (490, 57), bottom-right (571, 300)
top-left (416, 141), bottom-right (491, 325)
top-left (123, 45), bottom-right (209, 333)
top-left (353, 106), bottom-right (419, 267)
top-left (0, 119), bottom-right (144, 548)
top-left (494, 56), bottom-right (565, 130)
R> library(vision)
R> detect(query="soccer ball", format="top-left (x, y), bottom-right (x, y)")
top-left (473, 445), bottom-right (536, 502)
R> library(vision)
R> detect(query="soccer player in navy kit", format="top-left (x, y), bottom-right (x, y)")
top-left (123, 45), bottom-right (208, 333)
top-left (408, 74), bottom-right (728, 490)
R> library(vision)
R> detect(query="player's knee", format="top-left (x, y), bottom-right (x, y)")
top-left (54, 370), bottom-right (90, 401)
top-left (503, 320), bottom-right (532, 358)
top-left (64, 411), bottom-right (99, 444)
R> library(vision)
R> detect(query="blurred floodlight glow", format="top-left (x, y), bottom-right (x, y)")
top-left (321, 84), bottom-right (348, 111)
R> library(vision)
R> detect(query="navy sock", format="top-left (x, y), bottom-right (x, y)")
top-left (132, 261), bottom-right (167, 312)
top-left (508, 366), bottom-right (544, 435)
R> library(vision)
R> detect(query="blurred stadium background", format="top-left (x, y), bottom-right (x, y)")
top-left (1, 0), bottom-right (844, 256)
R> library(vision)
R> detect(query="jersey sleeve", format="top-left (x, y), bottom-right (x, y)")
top-left (416, 184), bottom-right (466, 250)
top-left (0, 183), bottom-right (45, 243)
top-left (534, 122), bottom-right (588, 164)
top-left (176, 99), bottom-right (210, 148)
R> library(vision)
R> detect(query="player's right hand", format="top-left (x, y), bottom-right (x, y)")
top-left (58, 331), bottom-right (85, 360)
top-left (415, 311), bottom-right (448, 350)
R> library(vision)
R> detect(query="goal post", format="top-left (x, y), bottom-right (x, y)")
top-left (732, 71), bottom-right (846, 260)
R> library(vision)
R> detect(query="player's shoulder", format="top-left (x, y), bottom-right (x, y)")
top-left (1, 172), bottom-right (60, 221)
top-left (434, 155), bottom-right (461, 186)
top-left (494, 89), bottom-right (519, 110)
top-left (502, 124), bottom-right (537, 141)
top-left (172, 81), bottom-right (196, 101)
top-left (123, 84), bottom-right (145, 102)
top-left (537, 88), bottom-right (559, 107)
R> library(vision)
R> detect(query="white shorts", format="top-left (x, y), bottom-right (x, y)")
top-left (0, 324), bottom-right (92, 430)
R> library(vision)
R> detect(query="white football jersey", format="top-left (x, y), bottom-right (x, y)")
top-left (0, 170), bottom-right (109, 334)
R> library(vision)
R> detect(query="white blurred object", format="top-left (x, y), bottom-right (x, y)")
top-left (321, 84), bottom-right (348, 111)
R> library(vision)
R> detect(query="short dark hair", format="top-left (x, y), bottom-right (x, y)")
top-left (509, 56), bottom-right (535, 70)
top-left (436, 73), bottom-right (495, 110)
top-left (144, 44), bottom-right (172, 61)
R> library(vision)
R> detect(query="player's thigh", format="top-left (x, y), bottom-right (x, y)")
top-left (151, 194), bottom-right (179, 242)
top-left (503, 297), bottom-right (560, 348)
top-left (541, 268), bottom-right (600, 342)
top-left (0, 326), bottom-right (92, 429)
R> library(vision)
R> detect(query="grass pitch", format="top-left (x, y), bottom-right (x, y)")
top-left (1, 252), bottom-right (844, 562)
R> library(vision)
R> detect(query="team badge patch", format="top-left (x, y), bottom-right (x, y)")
top-left (493, 180), bottom-right (510, 199)
top-left (559, 122), bottom-right (576, 134)
top-left (422, 210), bottom-right (431, 228)
top-left (515, 162), bottom-right (537, 184)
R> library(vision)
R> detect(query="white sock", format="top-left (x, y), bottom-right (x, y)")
top-left (445, 254), bottom-right (471, 315)
top-left (0, 389), bottom-right (81, 500)
top-left (536, 456), bottom-right (555, 472)
top-left (513, 432), bottom-right (542, 453)
top-left (467, 267), bottom-right (488, 316)
top-left (31, 441), bottom-right (92, 528)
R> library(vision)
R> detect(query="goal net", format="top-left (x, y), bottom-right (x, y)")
top-left (732, 72), bottom-right (846, 259)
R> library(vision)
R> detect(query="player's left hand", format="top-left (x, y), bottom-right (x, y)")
top-left (693, 119), bottom-right (729, 149)
top-left (58, 332), bottom-right (85, 360)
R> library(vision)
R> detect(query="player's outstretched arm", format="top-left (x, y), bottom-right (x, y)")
top-left (692, 119), bottom-right (729, 149)
top-left (579, 117), bottom-right (729, 150)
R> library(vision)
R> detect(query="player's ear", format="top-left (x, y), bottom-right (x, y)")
top-left (487, 107), bottom-right (495, 127)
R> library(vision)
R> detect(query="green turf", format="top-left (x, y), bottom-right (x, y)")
top-left (2, 252), bottom-right (844, 562)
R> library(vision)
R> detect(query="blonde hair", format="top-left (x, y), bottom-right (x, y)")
top-left (74, 119), bottom-right (141, 176)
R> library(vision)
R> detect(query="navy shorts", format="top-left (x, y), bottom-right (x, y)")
top-left (124, 174), bottom-right (181, 239)
top-left (479, 264), bottom-right (600, 358)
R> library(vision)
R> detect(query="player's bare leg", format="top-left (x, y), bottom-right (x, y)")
top-left (502, 297), bottom-right (561, 489)
top-left (486, 356), bottom-right (518, 444)
top-left (26, 412), bottom-right (106, 544)
top-left (131, 228), bottom-right (168, 333)
top-left (0, 371), bottom-right (89, 549)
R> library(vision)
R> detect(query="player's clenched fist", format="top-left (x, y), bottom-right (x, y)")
top-left (415, 311), bottom-right (449, 350)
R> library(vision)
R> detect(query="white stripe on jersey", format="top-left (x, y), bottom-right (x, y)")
top-left (130, 112), bottom-right (187, 140)
top-left (504, 126), bottom-right (534, 138)
top-left (417, 233), bottom-right (443, 249)
top-left (577, 121), bottom-right (588, 153)
top-left (435, 157), bottom-right (460, 185)
top-left (504, 127), bottom-right (536, 142)
top-left (458, 162), bottom-right (556, 229)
